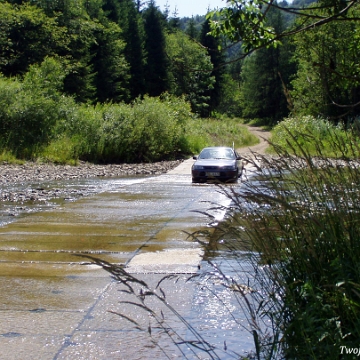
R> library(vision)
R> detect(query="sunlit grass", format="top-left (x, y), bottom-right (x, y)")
top-left (185, 117), bottom-right (259, 154)
top-left (0, 150), bottom-right (25, 164)
top-left (270, 115), bottom-right (360, 157)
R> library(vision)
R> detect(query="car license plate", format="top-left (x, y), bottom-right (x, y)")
top-left (206, 172), bottom-right (220, 177)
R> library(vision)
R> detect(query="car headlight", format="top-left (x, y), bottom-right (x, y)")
top-left (192, 165), bottom-right (204, 170)
top-left (223, 165), bottom-right (236, 170)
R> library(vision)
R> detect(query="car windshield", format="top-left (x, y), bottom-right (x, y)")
top-left (199, 148), bottom-right (235, 160)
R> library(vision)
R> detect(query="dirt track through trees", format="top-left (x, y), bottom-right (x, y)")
top-left (237, 125), bottom-right (271, 157)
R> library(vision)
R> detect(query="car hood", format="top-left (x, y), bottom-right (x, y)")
top-left (194, 159), bottom-right (236, 167)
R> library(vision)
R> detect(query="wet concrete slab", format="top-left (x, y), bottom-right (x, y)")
top-left (56, 276), bottom-right (198, 360)
top-left (0, 161), bottom-right (257, 359)
top-left (0, 269), bottom-right (256, 359)
top-left (126, 248), bottom-right (204, 274)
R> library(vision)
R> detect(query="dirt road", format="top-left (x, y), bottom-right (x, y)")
top-left (237, 125), bottom-right (271, 157)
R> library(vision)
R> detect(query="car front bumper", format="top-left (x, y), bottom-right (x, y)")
top-left (192, 169), bottom-right (238, 183)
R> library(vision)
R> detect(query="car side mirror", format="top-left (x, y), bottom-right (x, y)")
top-left (193, 156), bottom-right (198, 160)
top-left (236, 156), bottom-right (242, 160)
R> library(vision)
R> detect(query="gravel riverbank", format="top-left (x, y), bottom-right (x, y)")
top-left (0, 126), bottom-right (270, 206)
top-left (0, 160), bottom-right (183, 204)
top-left (0, 160), bottom-right (183, 184)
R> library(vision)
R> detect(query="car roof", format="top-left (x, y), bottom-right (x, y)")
top-left (201, 146), bottom-right (234, 150)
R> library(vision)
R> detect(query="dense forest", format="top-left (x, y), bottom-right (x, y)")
top-left (0, 0), bottom-right (359, 162)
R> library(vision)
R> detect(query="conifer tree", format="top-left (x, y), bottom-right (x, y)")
top-left (167, 7), bottom-right (181, 32)
top-left (125, 2), bottom-right (146, 99)
top-left (142, 0), bottom-right (170, 96)
top-left (185, 16), bottom-right (199, 40)
top-left (102, 0), bottom-right (146, 100)
top-left (200, 18), bottom-right (225, 117)
top-left (92, 22), bottom-right (130, 103)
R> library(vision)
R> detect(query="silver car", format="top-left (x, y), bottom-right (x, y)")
top-left (191, 146), bottom-right (243, 183)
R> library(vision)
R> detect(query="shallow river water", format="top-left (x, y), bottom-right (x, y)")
top-left (0, 171), bottom-right (259, 359)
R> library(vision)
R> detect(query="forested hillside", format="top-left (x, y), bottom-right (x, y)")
top-left (0, 0), bottom-right (221, 115)
top-left (0, 0), bottom-right (359, 163)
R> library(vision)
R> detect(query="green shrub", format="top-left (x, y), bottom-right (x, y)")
top-left (49, 100), bottom-right (104, 162)
top-left (97, 102), bottom-right (134, 162)
top-left (0, 150), bottom-right (24, 164)
top-left (40, 136), bottom-right (80, 165)
top-left (94, 95), bottom-right (194, 163)
top-left (127, 95), bottom-right (192, 161)
top-left (0, 76), bottom-right (22, 149)
top-left (0, 84), bottom-right (58, 158)
top-left (0, 61), bottom-right (259, 164)
top-left (185, 117), bottom-right (259, 154)
top-left (51, 95), bottom-right (195, 163)
top-left (270, 116), bottom-right (356, 157)
top-left (0, 59), bottom-right (65, 158)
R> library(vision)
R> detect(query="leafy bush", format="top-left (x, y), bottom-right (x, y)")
top-left (96, 95), bottom-right (194, 163)
top-left (0, 77), bottom-right (58, 158)
top-left (0, 58), bottom-right (66, 159)
top-left (270, 116), bottom-right (355, 157)
top-left (49, 94), bottom-right (194, 163)
top-left (0, 76), bottom-right (22, 152)
top-left (0, 58), bottom-right (259, 164)
top-left (122, 95), bottom-right (192, 162)
top-left (40, 136), bottom-right (80, 165)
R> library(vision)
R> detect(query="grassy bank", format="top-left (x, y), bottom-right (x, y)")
top-left (215, 124), bottom-right (360, 358)
top-left (184, 115), bottom-right (259, 154)
top-left (270, 115), bottom-right (359, 157)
